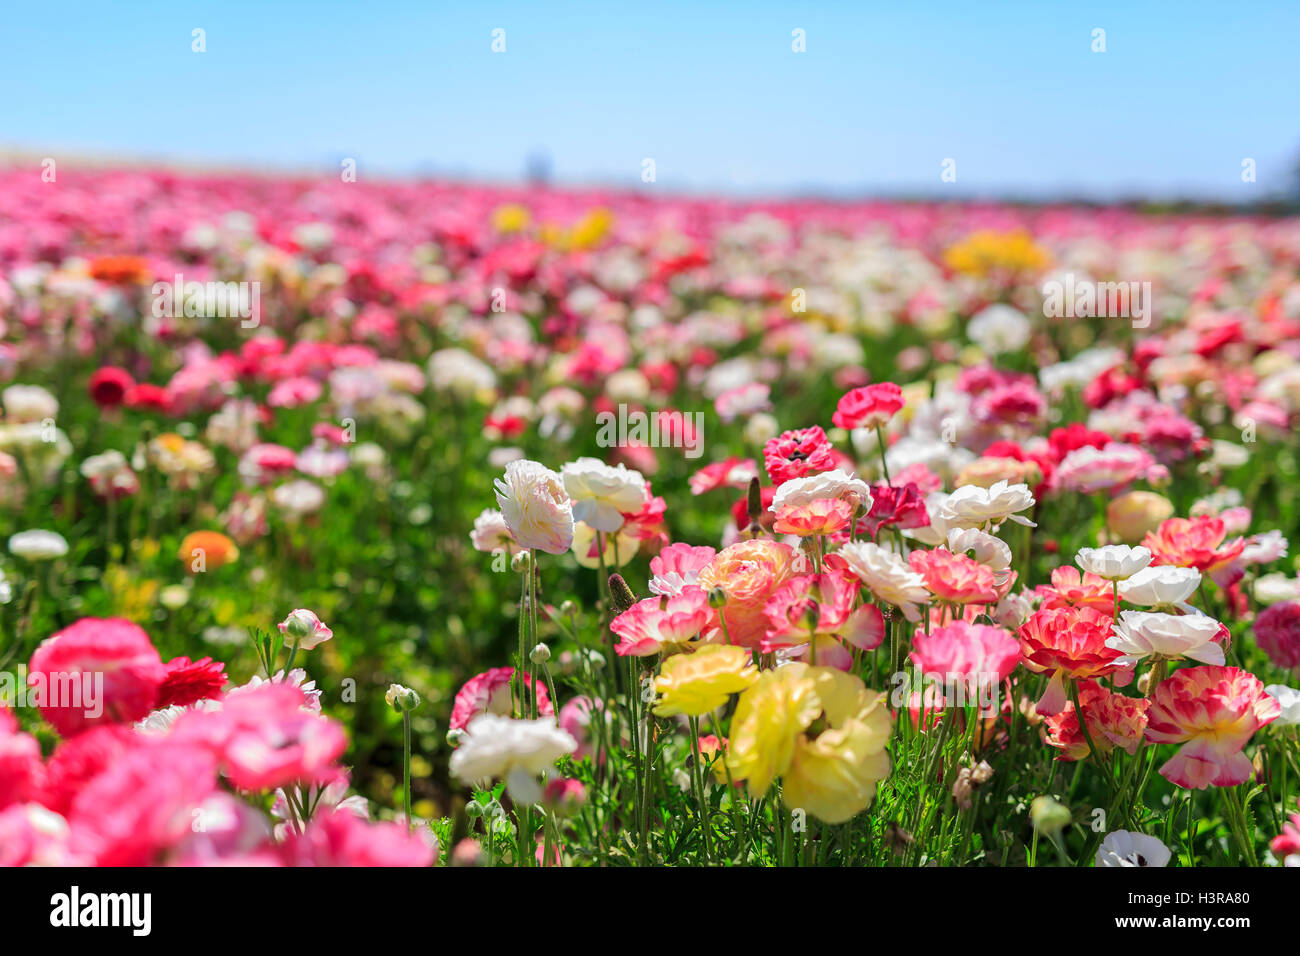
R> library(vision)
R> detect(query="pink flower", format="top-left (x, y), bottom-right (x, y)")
top-left (281, 808), bottom-right (433, 866)
top-left (1143, 516), bottom-right (1246, 586)
top-left (831, 382), bottom-right (904, 430)
top-left (157, 656), bottom-right (226, 708)
top-left (763, 426), bottom-right (835, 486)
top-left (40, 725), bottom-right (138, 815)
top-left (611, 586), bottom-right (712, 656)
top-left (761, 571), bottom-right (858, 650)
top-left (0, 709), bottom-right (44, 810)
top-left (67, 741), bottom-right (220, 866)
top-left (449, 666), bottom-right (552, 733)
top-left (695, 539), bottom-right (797, 648)
top-left (909, 621), bottom-right (1021, 685)
top-left (648, 542), bottom-right (716, 596)
top-left (172, 684), bottom-right (347, 792)
top-left (28, 618), bottom-right (167, 737)
top-left (909, 548), bottom-right (999, 605)
top-left (278, 608), bottom-right (334, 650)
top-left (1144, 666), bottom-right (1280, 789)
top-left (688, 458), bottom-right (758, 495)
top-left (1253, 602), bottom-right (1300, 671)
top-left (558, 696), bottom-right (603, 761)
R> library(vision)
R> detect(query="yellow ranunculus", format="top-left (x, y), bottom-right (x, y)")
top-left (653, 645), bottom-right (757, 718)
top-left (727, 664), bottom-right (893, 823)
top-left (782, 668), bottom-right (892, 823)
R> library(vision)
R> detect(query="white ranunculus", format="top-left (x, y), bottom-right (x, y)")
top-left (470, 508), bottom-right (513, 553)
top-left (1255, 572), bottom-right (1300, 605)
top-left (560, 457), bottom-right (647, 533)
top-left (770, 468), bottom-right (873, 513)
top-left (1096, 830), bottom-right (1171, 867)
top-left (2, 384), bottom-right (58, 423)
top-left (8, 529), bottom-right (68, 561)
top-left (937, 480), bottom-right (1036, 531)
top-left (967, 304), bottom-right (1031, 355)
top-left (1118, 565), bottom-right (1201, 607)
top-left (947, 528), bottom-right (1013, 572)
top-left (837, 541), bottom-right (930, 622)
top-left (1265, 684), bottom-right (1300, 727)
top-left (1106, 610), bottom-right (1224, 667)
top-left (1076, 545), bottom-right (1152, 581)
top-left (449, 714), bottom-right (577, 788)
top-left (494, 459), bottom-right (574, 555)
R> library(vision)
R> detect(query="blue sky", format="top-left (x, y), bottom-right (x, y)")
top-left (2, 1), bottom-right (1297, 199)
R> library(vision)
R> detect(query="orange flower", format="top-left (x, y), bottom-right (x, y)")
top-left (772, 498), bottom-right (853, 537)
top-left (696, 539), bottom-right (796, 648)
top-left (87, 255), bottom-right (152, 286)
top-left (178, 531), bottom-right (240, 573)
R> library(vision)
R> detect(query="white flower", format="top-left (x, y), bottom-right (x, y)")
top-left (1265, 685), bottom-right (1300, 727)
top-left (2, 384), bottom-right (58, 423)
top-left (947, 528), bottom-right (1013, 573)
top-left (1076, 545), bottom-right (1152, 581)
top-left (1240, 530), bottom-right (1288, 566)
top-left (1096, 830), bottom-right (1171, 867)
top-left (937, 480), bottom-right (1036, 531)
top-left (494, 460), bottom-right (574, 554)
top-left (1106, 610), bottom-right (1225, 667)
top-left (560, 458), bottom-right (647, 533)
top-left (837, 542), bottom-right (930, 621)
top-left (967, 304), bottom-right (1031, 355)
top-left (271, 479), bottom-right (326, 516)
top-left (470, 508), bottom-right (514, 552)
top-left (428, 348), bottom-right (497, 399)
top-left (8, 529), bottom-right (68, 561)
top-left (1118, 565), bottom-right (1201, 607)
top-left (1256, 573), bottom-right (1300, 605)
top-left (770, 468), bottom-right (873, 513)
top-left (449, 714), bottom-right (577, 791)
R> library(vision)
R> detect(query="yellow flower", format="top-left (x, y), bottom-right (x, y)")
top-left (491, 203), bottom-right (531, 234)
top-left (1107, 491), bottom-right (1174, 544)
top-left (725, 663), bottom-right (821, 796)
top-left (653, 645), bottom-right (757, 718)
top-left (942, 229), bottom-right (1050, 279)
top-left (782, 669), bottom-right (892, 823)
top-left (726, 664), bottom-right (893, 823)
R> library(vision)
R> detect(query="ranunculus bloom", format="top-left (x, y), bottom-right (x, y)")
top-left (28, 618), bottom-right (167, 737)
top-left (855, 482), bottom-right (929, 538)
top-left (494, 459), bottom-right (575, 555)
top-left (937, 480), bottom-right (1036, 531)
top-left (0, 709), bottom-right (44, 810)
top-left (1018, 605), bottom-right (1123, 715)
top-left (157, 656), bottom-right (226, 708)
top-left (278, 608), bottom-right (334, 650)
top-left (611, 585), bottom-right (711, 657)
top-left (281, 807), bottom-right (434, 866)
top-left (1096, 830), bottom-right (1171, 867)
top-left (696, 539), bottom-right (796, 648)
top-left (88, 366), bottom-right (135, 408)
top-left (1076, 545), bottom-right (1152, 581)
top-left (761, 571), bottom-right (859, 650)
top-left (773, 498), bottom-right (853, 537)
top-left (1107, 610), bottom-right (1225, 667)
top-left (647, 542), bottom-right (716, 596)
top-left (1107, 491), bottom-right (1175, 544)
top-left (178, 530), bottom-right (240, 572)
top-left (448, 714), bottom-right (577, 789)
top-left (1036, 566), bottom-right (1115, 616)
top-left (652, 644), bottom-right (758, 717)
top-left (1144, 666), bottom-right (1280, 789)
top-left (831, 382), bottom-right (905, 430)
top-left (909, 620), bottom-right (1021, 689)
top-left (837, 541), bottom-right (931, 621)
top-left (1253, 602), bottom-right (1300, 671)
top-left (727, 664), bottom-right (891, 823)
top-left (1044, 680), bottom-right (1149, 761)
top-left (762, 426), bottom-right (835, 486)
top-left (560, 457), bottom-right (648, 533)
top-left (171, 683), bottom-right (347, 792)
top-left (1118, 565), bottom-right (1201, 608)
top-left (909, 548), bottom-right (998, 605)
top-left (449, 666), bottom-right (553, 732)
top-left (1142, 516), bottom-right (1245, 587)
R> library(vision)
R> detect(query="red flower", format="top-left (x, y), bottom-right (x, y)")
top-left (1254, 602), bottom-right (1300, 670)
top-left (157, 656), bottom-right (227, 708)
top-left (125, 383), bottom-right (170, 412)
top-left (853, 482), bottom-right (930, 539)
top-left (763, 426), bottom-right (835, 486)
top-left (88, 367), bottom-right (135, 408)
top-left (831, 382), bottom-right (904, 430)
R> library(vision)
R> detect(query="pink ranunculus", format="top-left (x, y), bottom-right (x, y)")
top-left (1253, 602), bottom-right (1300, 671)
top-left (1144, 666), bottom-right (1280, 789)
top-left (762, 426), bottom-right (835, 486)
top-left (695, 538), bottom-right (797, 648)
top-left (28, 618), bottom-right (167, 737)
top-left (0, 709), bottom-right (44, 810)
top-left (831, 382), bottom-right (904, 430)
top-left (449, 665), bottom-right (552, 733)
top-left (648, 542), bottom-right (717, 596)
top-left (910, 620), bottom-right (1022, 685)
top-left (611, 585), bottom-right (711, 656)
top-left (280, 807), bottom-right (434, 866)
top-left (909, 548), bottom-right (999, 605)
top-left (761, 571), bottom-right (858, 650)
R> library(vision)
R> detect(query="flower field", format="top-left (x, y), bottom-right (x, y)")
top-left (2, 165), bottom-right (1300, 868)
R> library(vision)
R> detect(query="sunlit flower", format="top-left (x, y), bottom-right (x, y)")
top-left (494, 459), bottom-right (574, 555)
top-left (652, 644), bottom-right (758, 717)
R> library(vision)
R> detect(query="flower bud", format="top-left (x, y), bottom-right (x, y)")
top-left (608, 573), bottom-right (638, 614)
top-left (707, 585), bottom-right (728, 609)
top-left (386, 682), bottom-right (420, 713)
top-left (511, 549), bottom-right (533, 574)
top-left (530, 642), bottom-right (551, 664)
top-left (1030, 795), bottom-right (1071, 835)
